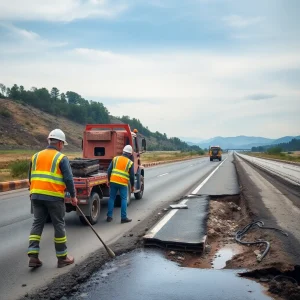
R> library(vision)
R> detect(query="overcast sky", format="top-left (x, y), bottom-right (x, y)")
top-left (0, 0), bottom-right (299, 141)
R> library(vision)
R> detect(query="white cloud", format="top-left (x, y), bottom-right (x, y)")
top-left (0, 23), bottom-right (67, 54)
top-left (223, 15), bottom-right (262, 28)
top-left (1, 47), bottom-right (299, 138)
top-left (0, 22), bottom-right (40, 40)
top-left (0, 0), bottom-right (127, 22)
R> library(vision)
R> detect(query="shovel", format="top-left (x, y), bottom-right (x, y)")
top-left (76, 205), bottom-right (116, 258)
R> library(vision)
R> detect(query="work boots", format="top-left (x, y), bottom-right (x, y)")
top-left (57, 256), bottom-right (75, 268)
top-left (121, 218), bottom-right (132, 223)
top-left (28, 257), bottom-right (43, 268)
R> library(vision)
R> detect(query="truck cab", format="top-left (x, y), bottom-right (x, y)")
top-left (82, 123), bottom-right (146, 197)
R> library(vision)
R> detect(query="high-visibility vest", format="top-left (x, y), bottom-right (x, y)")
top-left (110, 156), bottom-right (133, 186)
top-left (30, 149), bottom-right (66, 198)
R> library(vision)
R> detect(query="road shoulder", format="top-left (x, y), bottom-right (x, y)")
top-left (235, 154), bottom-right (300, 266)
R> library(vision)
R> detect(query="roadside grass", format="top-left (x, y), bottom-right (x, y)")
top-left (9, 160), bottom-right (30, 178)
top-left (0, 169), bottom-right (12, 182)
top-left (141, 151), bottom-right (206, 162)
top-left (247, 152), bottom-right (300, 163)
top-left (0, 150), bottom-right (206, 182)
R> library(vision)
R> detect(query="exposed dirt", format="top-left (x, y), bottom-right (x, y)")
top-left (166, 197), bottom-right (293, 272)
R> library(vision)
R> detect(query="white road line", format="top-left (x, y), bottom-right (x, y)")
top-left (144, 158), bottom-right (227, 238)
top-left (190, 164), bottom-right (194, 167)
top-left (157, 173), bottom-right (169, 177)
top-left (144, 209), bottom-right (178, 237)
top-left (190, 158), bottom-right (228, 195)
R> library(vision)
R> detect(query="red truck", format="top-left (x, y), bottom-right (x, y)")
top-left (64, 124), bottom-right (147, 225)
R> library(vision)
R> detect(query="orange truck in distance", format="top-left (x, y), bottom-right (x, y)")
top-left (64, 124), bottom-right (147, 225)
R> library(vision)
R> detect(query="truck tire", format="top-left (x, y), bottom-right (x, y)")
top-left (210, 158), bottom-right (213, 162)
top-left (115, 184), bottom-right (131, 207)
top-left (79, 192), bottom-right (100, 225)
top-left (134, 175), bottom-right (144, 200)
top-left (219, 157), bottom-right (222, 161)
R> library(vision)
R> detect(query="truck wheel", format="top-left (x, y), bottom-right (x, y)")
top-left (115, 185), bottom-right (131, 207)
top-left (210, 158), bottom-right (213, 162)
top-left (219, 157), bottom-right (222, 161)
top-left (134, 175), bottom-right (144, 200)
top-left (79, 192), bottom-right (100, 225)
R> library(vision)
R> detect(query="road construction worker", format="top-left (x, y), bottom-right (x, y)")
top-left (106, 145), bottom-right (134, 223)
top-left (28, 129), bottom-right (78, 268)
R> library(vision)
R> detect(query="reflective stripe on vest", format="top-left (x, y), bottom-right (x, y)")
top-left (30, 149), bottom-right (66, 198)
top-left (110, 156), bottom-right (133, 186)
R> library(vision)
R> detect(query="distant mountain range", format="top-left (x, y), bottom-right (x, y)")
top-left (184, 135), bottom-right (300, 150)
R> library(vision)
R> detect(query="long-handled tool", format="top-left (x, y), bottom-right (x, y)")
top-left (76, 205), bottom-right (116, 258)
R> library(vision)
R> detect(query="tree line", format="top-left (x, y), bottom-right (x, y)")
top-left (0, 83), bottom-right (110, 124)
top-left (251, 138), bottom-right (300, 153)
top-left (0, 83), bottom-right (204, 152)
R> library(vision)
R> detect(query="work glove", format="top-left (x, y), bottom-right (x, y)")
top-left (71, 196), bottom-right (78, 206)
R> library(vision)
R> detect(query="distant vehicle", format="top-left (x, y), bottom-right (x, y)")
top-left (209, 145), bottom-right (222, 161)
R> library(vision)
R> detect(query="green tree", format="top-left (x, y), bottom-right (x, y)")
top-left (0, 83), bottom-right (6, 97)
top-left (60, 93), bottom-right (67, 103)
top-left (66, 91), bottom-right (81, 105)
top-left (9, 84), bottom-right (20, 99)
top-left (51, 87), bottom-right (60, 102)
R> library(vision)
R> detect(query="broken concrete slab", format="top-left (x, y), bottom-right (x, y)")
top-left (143, 195), bottom-right (209, 252)
top-left (169, 204), bottom-right (188, 209)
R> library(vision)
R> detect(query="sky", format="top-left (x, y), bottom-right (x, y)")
top-left (0, 0), bottom-right (299, 142)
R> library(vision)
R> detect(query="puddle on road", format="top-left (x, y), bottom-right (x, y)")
top-left (66, 249), bottom-right (272, 300)
top-left (212, 245), bottom-right (240, 269)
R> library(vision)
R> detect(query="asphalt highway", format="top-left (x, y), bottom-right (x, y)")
top-left (0, 155), bottom-right (228, 300)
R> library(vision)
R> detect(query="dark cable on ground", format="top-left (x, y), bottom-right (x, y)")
top-left (235, 221), bottom-right (288, 262)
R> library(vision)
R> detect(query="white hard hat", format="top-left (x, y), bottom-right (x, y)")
top-left (48, 129), bottom-right (68, 145)
top-left (123, 145), bottom-right (133, 154)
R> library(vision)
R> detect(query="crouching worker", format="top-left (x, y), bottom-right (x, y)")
top-left (28, 129), bottom-right (78, 268)
top-left (106, 145), bottom-right (134, 223)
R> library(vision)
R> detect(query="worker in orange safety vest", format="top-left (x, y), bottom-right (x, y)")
top-left (106, 145), bottom-right (135, 223)
top-left (28, 129), bottom-right (78, 268)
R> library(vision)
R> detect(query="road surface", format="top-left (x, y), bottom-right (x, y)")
top-left (236, 153), bottom-right (300, 185)
top-left (235, 153), bottom-right (300, 264)
top-left (0, 155), bottom-right (228, 300)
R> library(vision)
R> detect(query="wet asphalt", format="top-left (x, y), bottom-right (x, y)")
top-left (67, 249), bottom-right (272, 300)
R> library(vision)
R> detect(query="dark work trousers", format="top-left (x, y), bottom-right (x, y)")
top-left (28, 199), bottom-right (68, 259)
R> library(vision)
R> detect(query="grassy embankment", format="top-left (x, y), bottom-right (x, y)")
top-left (0, 150), bottom-right (205, 182)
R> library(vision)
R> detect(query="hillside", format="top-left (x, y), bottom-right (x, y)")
top-left (0, 99), bottom-right (85, 151)
top-left (0, 99), bottom-right (203, 152)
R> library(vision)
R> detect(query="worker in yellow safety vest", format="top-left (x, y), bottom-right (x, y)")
top-left (28, 129), bottom-right (78, 268)
top-left (106, 145), bottom-right (135, 223)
